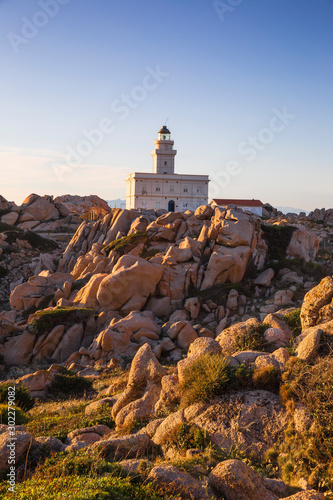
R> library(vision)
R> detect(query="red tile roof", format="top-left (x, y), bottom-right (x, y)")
top-left (210, 199), bottom-right (264, 207)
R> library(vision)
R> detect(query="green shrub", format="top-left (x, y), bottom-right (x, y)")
top-left (0, 403), bottom-right (29, 425)
top-left (104, 231), bottom-right (148, 256)
top-left (234, 323), bottom-right (270, 352)
top-left (180, 353), bottom-right (253, 408)
top-left (21, 231), bottom-right (58, 252)
top-left (261, 224), bottom-right (296, 262)
top-left (28, 307), bottom-right (94, 335)
top-left (284, 309), bottom-right (302, 337)
top-left (46, 368), bottom-right (93, 399)
top-left (0, 382), bottom-right (35, 411)
top-left (180, 353), bottom-right (230, 407)
top-left (163, 423), bottom-right (210, 452)
top-left (0, 222), bottom-right (21, 233)
top-left (252, 366), bottom-right (280, 393)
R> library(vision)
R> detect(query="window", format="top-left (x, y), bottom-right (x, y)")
top-left (182, 202), bottom-right (188, 210)
top-left (196, 187), bottom-right (201, 193)
top-left (164, 161), bottom-right (167, 166)
top-left (170, 185), bottom-right (175, 193)
top-left (155, 202), bottom-right (160, 209)
top-left (183, 188), bottom-right (188, 193)
top-left (142, 201), bottom-right (147, 208)
top-left (156, 187), bottom-right (161, 192)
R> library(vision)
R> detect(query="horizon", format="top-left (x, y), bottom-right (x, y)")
top-left (1, 0), bottom-right (333, 210)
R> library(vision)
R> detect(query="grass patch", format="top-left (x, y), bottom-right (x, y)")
top-left (26, 399), bottom-right (114, 442)
top-left (28, 307), bottom-right (94, 335)
top-left (104, 231), bottom-right (148, 256)
top-left (180, 353), bottom-right (252, 407)
top-left (0, 474), bottom-right (168, 500)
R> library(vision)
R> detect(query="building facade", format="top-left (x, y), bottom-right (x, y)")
top-left (126, 126), bottom-right (209, 211)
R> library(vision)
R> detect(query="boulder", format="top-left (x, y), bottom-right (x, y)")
top-left (194, 204), bottom-right (213, 220)
top-left (216, 318), bottom-right (260, 356)
top-left (148, 464), bottom-right (213, 500)
top-left (4, 331), bottom-right (36, 366)
top-left (0, 430), bottom-right (34, 472)
top-left (178, 337), bottom-right (222, 385)
top-left (72, 273), bottom-right (108, 310)
top-left (1, 212), bottom-right (18, 225)
top-left (92, 433), bottom-right (153, 460)
top-left (201, 245), bottom-right (252, 290)
top-left (208, 459), bottom-right (278, 500)
top-left (51, 323), bottom-right (84, 363)
top-left (20, 196), bottom-right (59, 222)
top-left (283, 492), bottom-right (324, 500)
top-left (112, 344), bottom-right (166, 429)
top-left (254, 268), bottom-right (274, 287)
top-left (300, 276), bottom-right (333, 329)
top-left (184, 297), bottom-right (201, 319)
top-left (295, 328), bottom-right (322, 362)
top-left (97, 255), bottom-right (164, 314)
top-left (286, 225), bottom-right (319, 262)
top-left (192, 390), bottom-right (287, 456)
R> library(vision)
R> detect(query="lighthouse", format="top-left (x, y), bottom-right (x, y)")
top-left (126, 126), bottom-right (209, 212)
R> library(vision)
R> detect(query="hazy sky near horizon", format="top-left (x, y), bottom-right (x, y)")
top-left (0, 0), bottom-right (332, 210)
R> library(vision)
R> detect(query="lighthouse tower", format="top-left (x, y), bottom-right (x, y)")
top-left (125, 125), bottom-right (209, 211)
top-left (151, 126), bottom-right (177, 174)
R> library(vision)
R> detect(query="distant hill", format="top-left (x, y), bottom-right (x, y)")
top-left (107, 199), bottom-right (126, 209)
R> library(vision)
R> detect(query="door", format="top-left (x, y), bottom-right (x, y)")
top-left (168, 200), bottom-right (175, 212)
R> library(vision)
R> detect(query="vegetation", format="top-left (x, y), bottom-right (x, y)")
top-left (0, 404), bottom-right (29, 425)
top-left (188, 279), bottom-right (254, 306)
top-left (180, 353), bottom-right (252, 407)
top-left (28, 307), bottom-right (94, 335)
top-left (46, 368), bottom-right (93, 399)
top-left (0, 222), bottom-right (21, 233)
top-left (20, 231), bottom-right (59, 252)
top-left (0, 473), bottom-right (168, 500)
top-left (0, 382), bottom-right (35, 411)
top-left (104, 231), bottom-right (148, 256)
top-left (261, 223), bottom-right (296, 262)
top-left (252, 366), bottom-right (280, 393)
top-left (26, 400), bottom-right (114, 442)
top-left (276, 355), bottom-right (333, 493)
top-left (234, 322), bottom-right (270, 352)
top-left (162, 423), bottom-right (210, 453)
top-left (284, 308), bottom-right (302, 337)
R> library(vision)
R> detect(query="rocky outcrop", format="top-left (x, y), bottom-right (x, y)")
top-left (286, 225), bottom-right (320, 262)
top-left (112, 344), bottom-right (166, 429)
top-left (300, 276), bottom-right (333, 329)
top-left (208, 459), bottom-right (278, 500)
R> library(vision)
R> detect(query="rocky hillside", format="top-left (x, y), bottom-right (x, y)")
top-left (0, 201), bottom-right (333, 499)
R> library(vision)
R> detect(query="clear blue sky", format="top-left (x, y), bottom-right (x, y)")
top-left (0, 0), bottom-right (332, 210)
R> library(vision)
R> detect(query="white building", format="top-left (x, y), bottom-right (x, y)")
top-left (126, 126), bottom-right (209, 212)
